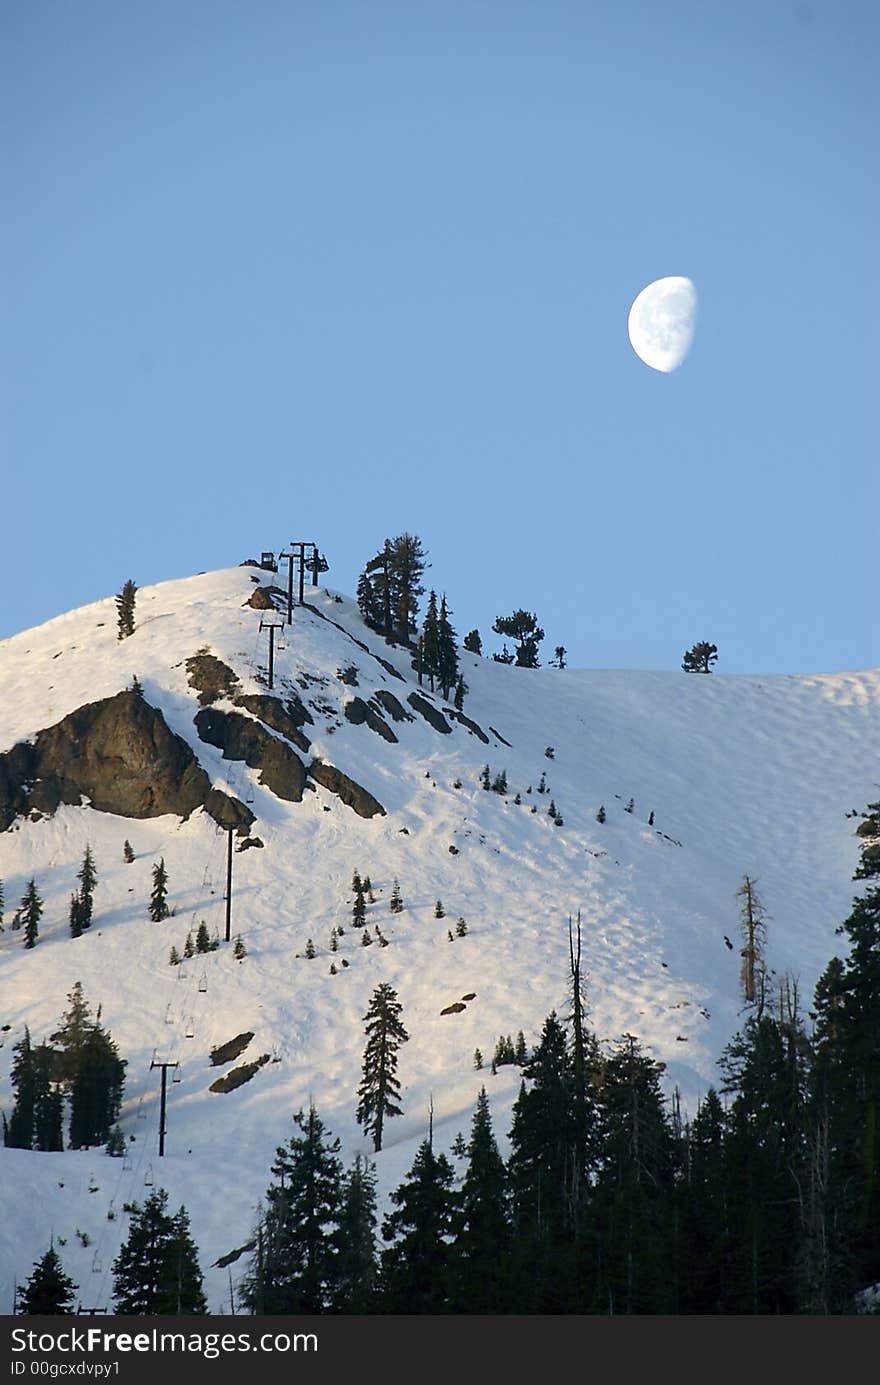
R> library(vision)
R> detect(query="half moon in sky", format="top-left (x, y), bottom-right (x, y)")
top-left (627, 276), bottom-right (697, 372)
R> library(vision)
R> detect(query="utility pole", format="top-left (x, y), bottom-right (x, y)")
top-left (259, 618), bottom-right (285, 689)
top-left (225, 826), bottom-right (234, 942)
top-left (150, 1059), bottom-right (180, 1156)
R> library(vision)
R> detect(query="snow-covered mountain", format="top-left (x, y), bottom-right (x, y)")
top-left (1, 561), bottom-right (877, 1314)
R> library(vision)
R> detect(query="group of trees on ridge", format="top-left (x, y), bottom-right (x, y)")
top-left (353, 531), bottom-right (718, 673)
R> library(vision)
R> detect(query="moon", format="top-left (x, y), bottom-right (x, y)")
top-left (627, 275), bottom-right (697, 372)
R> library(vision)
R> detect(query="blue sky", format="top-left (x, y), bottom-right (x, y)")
top-left (4, 0), bottom-right (877, 673)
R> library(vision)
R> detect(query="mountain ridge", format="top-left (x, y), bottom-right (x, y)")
top-left (1, 562), bottom-right (877, 1312)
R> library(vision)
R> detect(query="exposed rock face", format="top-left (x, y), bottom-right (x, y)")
top-left (344, 697), bottom-right (398, 744)
top-left (244, 586), bottom-right (285, 611)
top-left (186, 653), bottom-right (241, 706)
top-left (194, 708), bottom-right (307, 802)
top-left (407, 692), bottom-right (452, 735)
top-left (236, 693), bottom-right (312, 752)
top-left (372, 690), bottom-right (413, 723)
top-left (307, 759), bottom-right (386, 818)
top-left (0, 690), bottom-right (226, 831)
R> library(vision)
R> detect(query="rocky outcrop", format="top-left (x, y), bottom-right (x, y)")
top-left (0, 690), bottom-right (252, 832)
top-left (186, 653), bottom-right (241, 706)
top-left (307, 759), bottom-right (386, 818)
top-left (244, 586), bottom-right (285, 611)
top-left (407, 692), bottom-right (452, 735)
top-left (344, 697), bottom-right (397, 744)
top-left (372, 690), bottom-right (413, 723)
top-left (445, 708), bottom-right (490, 744)
top-left (235, 693), bottom-right (312, 752)
top-left (194, 708), bottom-right (307, 802)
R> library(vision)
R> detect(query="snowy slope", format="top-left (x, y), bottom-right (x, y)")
top-left (1, 563), bottom-right (877, 1314)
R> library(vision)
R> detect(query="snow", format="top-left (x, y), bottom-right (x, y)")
top-left (1, 563), bottom-right (878, 1313)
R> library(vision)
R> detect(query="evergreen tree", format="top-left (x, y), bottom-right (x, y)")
top-left (357, 983), bottom-right (409, 1152)
top-left (591, 1034), bottom-right (679, 1314)
top-left (304, 938), bottom-right (316, 959)
top-left (233, 934), bottom-right (247, 961)
top-left (334, 1155), bottom-right (378, 1312)
top-left (364, 875), bottom-right (375, 902)
top-left (50, 982), bottom-right (93, 1083)
top-left (352, 875), bottom-right (367, 927)
top-left (69, 891), bottom-right (85, 939)
top-left (681, 640), bottom-right (718, 673)
top-left (434, 899), bottom-right (445, 919)
top-left (492, 643), bottom-right (515, 665)
top-left (20, 879), bottom-right (42, 949)
top-left (356, 570), bottom-right (382, 630)
top-left (69, 1022), bottom-right (126, 1149)
top-left (551, 646), bottom-right (567, 669)
top-left (421, 591), bottom-right (440, 691)
top-left (492, 610), bottom-right (544, 668)
top-left (243, 1106), bottom-right (344, 1314)
top-left (380, 1138), bottom-right (457, 1311)
top-left (809, 804), bottom-right (880, 1299)
top-left (452, 1088), bottom-right (510, 1312)
top-left (596, 804), bottom-right (606, 823)
top-left (463, 629), bottom-right (482, 655)
top-left (183, 931), bottom-right (195, 959)
top-left (195, 921), bottom-right (211, 953)
top-left (454, 675), bottom-right (467, 710)
top-left (480, 764), bottom-right (491, 790)
top-left (719, 1009), bottom-right (808, 1314)
top-left (678, 1088), bottom-right (730, 1313)
top-left (389, 878), bottom-right (403, 914)
top-left (16, 1245), bottom-right (77, 1315)
top-left (437, 595), bottom-right (458, 700)
top-left (112, 1189), bottom-right (206, 1314)
top-left (507, 1012), bottom-right (578, 1305)
top-left (455, 917), bottom-right (467, 938)
top-left (4, 1028), bottom-right (37, 1149)
top-left (77, 845), bottom-right (97, 930)
top-left (115, 579), bottom-right (138, 641)
top-left (32, 1043), bottom-right (63, 1152)
top-left (123, 839), bottom-right (135, 864)
top-left (149, 859), bottom-right (170, 922)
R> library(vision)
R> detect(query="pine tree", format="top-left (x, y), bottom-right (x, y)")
top-left (360, 929), bottom-right (372, 947)
top-left (115, 579), bottom-right (138, 641)
top-left (195, 921), bottom-right (211, 953)
top-left (434, 899), bottom-right (445, 919)
top-left (480, 764), bottom-right (491, 790)
top-left (69, 1022), bottom-right (126, 1149)
top-left (474, 1049), bottom-right (483, 1070)
top-left (463, 630), bottom-right (482, 655)
top-left (112, 1189), bottom-right (206, 1314)
top-left (591, 1033), bottom-right (679, 1314)
top-left (492, 643), bottom-right (515, 665)
top-left (69, 891), bottom-right (85, 939)
top-left (389, 878), bottom-right (403, 914)
top-left (681, 640), bottom-right (718, 673)
top-left (233, 935), bottom-right (247, 961)
top-left (455, 917), bottom-right (467, 938)
top-left (243, 1106), bottom-right (344, 1314)
top-left (20, 879), bottom-right (42, 949)
top-left (357, 983), bottom-right (409, 1153)
top-left (452, 1088), bottom-right (510, 1312)
top-left (437, 595), bottom-right (458, 700)
top-left (123, 839), bottom-right (135, 864)
top-left (76, 845), bottom-right (97, 930)
top-left (4, 1028), bottom-right (36, 1149)
top-left (380, 1138), bottom-right (457, 1311)
top-left (16, 1245), bottom-right (77, 1315)
top-left (551, 646), bottom-right (567, 669)
top-left (183, 930), bottom-right (194, 959)
top-left (421, 591), bottom-right (440, 691)
top-left (364, 875), bottom-right (375, 902)
top-left (149, 859), bottom-right (170, 922)
top-left (304, 938), bottom-right (316, 959)
top-left (678, 1088), bottom-right (730, 1313)
top-left (596, 804), bottom-right (606, 823)
top-left (335, 1155), bottom-right (378, 1312)
top-left (492, 610), bottom-right (544, 668)
top-left (454, 675), bottom-right (467, 710)
top-left (352, 875), bottom-right (367, 927)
